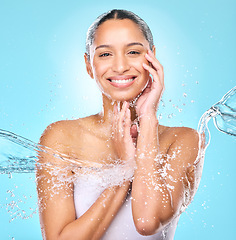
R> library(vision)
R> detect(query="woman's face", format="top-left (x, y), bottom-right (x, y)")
top-left (85, 19), bottom-right (152, 102)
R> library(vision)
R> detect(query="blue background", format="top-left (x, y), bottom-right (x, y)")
top-left (0, 0), bottom-right (235, 239)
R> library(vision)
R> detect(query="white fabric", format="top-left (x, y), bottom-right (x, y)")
top-left (73, 171), bottom-right (179, 240)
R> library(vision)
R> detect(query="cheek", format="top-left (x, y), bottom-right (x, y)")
top-left (92, 61), bottom-right (107, 79)
top-left (131, 55), bottom-right (149, 72)
top-left (132, 61), bottom-right (149, 82)
top-left (134, 57), bottom-right (150, 87)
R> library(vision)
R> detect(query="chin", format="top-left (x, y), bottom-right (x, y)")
top-left (108, 91), bottom-right (142, 102)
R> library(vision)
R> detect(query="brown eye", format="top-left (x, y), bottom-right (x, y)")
top-left (128, 51), bottom-right (140, 55)
top-left (99, 53), bottom-right (111, 57)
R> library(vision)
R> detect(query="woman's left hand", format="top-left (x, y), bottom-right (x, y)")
top-left (136, 50), bottom-right (165, 118)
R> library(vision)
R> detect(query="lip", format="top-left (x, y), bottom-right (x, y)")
top-left (107, 75), bottom-right (136, 88)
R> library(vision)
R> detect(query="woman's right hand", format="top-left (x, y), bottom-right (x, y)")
top-left (112, 101), bottom-right (136, 162)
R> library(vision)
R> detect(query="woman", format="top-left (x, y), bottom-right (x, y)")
top-left (37, 9), bottom-right (202, 240)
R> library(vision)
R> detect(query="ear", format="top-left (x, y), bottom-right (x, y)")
top-left (84, 53), bottom-right (94, 79)
top-left (152, 45), bottom-right (156, 56)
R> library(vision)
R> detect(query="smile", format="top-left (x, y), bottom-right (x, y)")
top-left (110, 78), bottom-right (134, 83)
top-left (107, 76), bottom-right (136, 88)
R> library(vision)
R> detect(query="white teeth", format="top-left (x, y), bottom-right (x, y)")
top-left (110, 78), bottom-right (134, 83)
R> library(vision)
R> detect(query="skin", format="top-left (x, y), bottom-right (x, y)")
top-left (37, 19), bottom-right (202, 239)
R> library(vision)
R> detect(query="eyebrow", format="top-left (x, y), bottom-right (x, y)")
top-left (95, 42), bottom-right (144, 51)
top-left (127, 42), bottom-right (144, 47)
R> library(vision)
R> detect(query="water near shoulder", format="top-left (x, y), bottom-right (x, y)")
top-left (197, 86), bottom-right (236, 153)
top-left (0, 86), bottom-right (235, 237)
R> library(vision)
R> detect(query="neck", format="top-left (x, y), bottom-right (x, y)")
top-left (98, 94), bottom-right (138, 125)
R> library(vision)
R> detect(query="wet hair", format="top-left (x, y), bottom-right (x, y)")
top-left (86, 9), bottom-right (154, 60)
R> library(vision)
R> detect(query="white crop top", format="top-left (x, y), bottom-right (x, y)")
top-left (73, 167), bottom-right (179, 240)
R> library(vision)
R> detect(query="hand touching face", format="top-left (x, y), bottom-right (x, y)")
top-left (136, 49), bottom-right (165, 118)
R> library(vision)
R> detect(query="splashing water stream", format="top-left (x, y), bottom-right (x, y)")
top-left (197, 86), bottom-right (236, 152)
top-left (0, 86), bottom-right (235, 238)
top-left (1, 87), bottom-right (235, 174)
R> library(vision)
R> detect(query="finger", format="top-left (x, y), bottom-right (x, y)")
top-left (145, 51), bottom-right (162, 70)
top-left (147, 75), bottom-right (152, 88)
top-left (145, 58), bottom-right (164, 87)
top-left (124, 108), bottom-right (132, 140)
top-left (117, 102), bottom-right (129, 138)
top-left (113, 104), bottom-right (118, 117)
top-left (112, 105), bottom-right (117, 129)
top-left (145, 51), bottom-right (164, 86)
top-left (143, 63), bottom-right (163, 88)
top-left (144, 54), bottom-right (163, 75)
top-left (142, 77), bottom-right (152, 95)
top-left (112, 105), bottom-right (118, 139)
top-left (148, 49), bottom-right (163, 68)
top-left (130, 124), bottom-right (138, 139)
top-left (114, 104), bottom-right (122, 139)
top-left (148, 50), bottom-right (164, 86)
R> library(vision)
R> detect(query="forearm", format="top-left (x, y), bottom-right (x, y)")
top-left (58, 182), bottom-right (130, 240)
top-left (132, 115), bottom-right (173, 232)
top-left (92, 181), bottom-right (130, 239)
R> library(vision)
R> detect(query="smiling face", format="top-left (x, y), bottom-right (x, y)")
top-left (85, 19), bottom-right (153, 101)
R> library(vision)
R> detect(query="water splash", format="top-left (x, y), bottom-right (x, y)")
top-left (210, 86), bottom-right (236, 136)
top-left (0, 128), bottom-right (135, 229)
top-left (0, 86), bottom-right (235, 238)
top-left (0, 130), bottom-right (38, 174)
top-left (197, 86), bottom-right (236, 151)
top-left (0, 85), bottom-right (235, 178)
top-left (0, 129), bottom-right (106, 175)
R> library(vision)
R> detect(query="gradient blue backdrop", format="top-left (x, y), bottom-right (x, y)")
top-left (0, 0), bottom-right (235, 239)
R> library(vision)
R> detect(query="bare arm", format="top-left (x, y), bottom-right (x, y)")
top-left (112, 49), bottom-right (202, 236)
top-left (133, 50), bottom-right (201, 234)
top-left (132, 116), bottom-right (199, 235)
top-left (36, 122), bottom-right (130, 240)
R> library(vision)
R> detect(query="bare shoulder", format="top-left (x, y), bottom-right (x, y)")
top-left (40, 120), bottom-right (71, 148)
top-left (39, 115), bottom-right (101, 158)
top-left (39, 116), bottom-right (95, 150)
top-left (160, 125), bottom-right (199, 144)
top-left (174, 126), bottom-right (199, 146)
top-left (159, 125), bottom-right (199, 164)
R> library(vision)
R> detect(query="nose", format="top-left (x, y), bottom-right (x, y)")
top-left (112, 54), bottom-right (130, 74)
